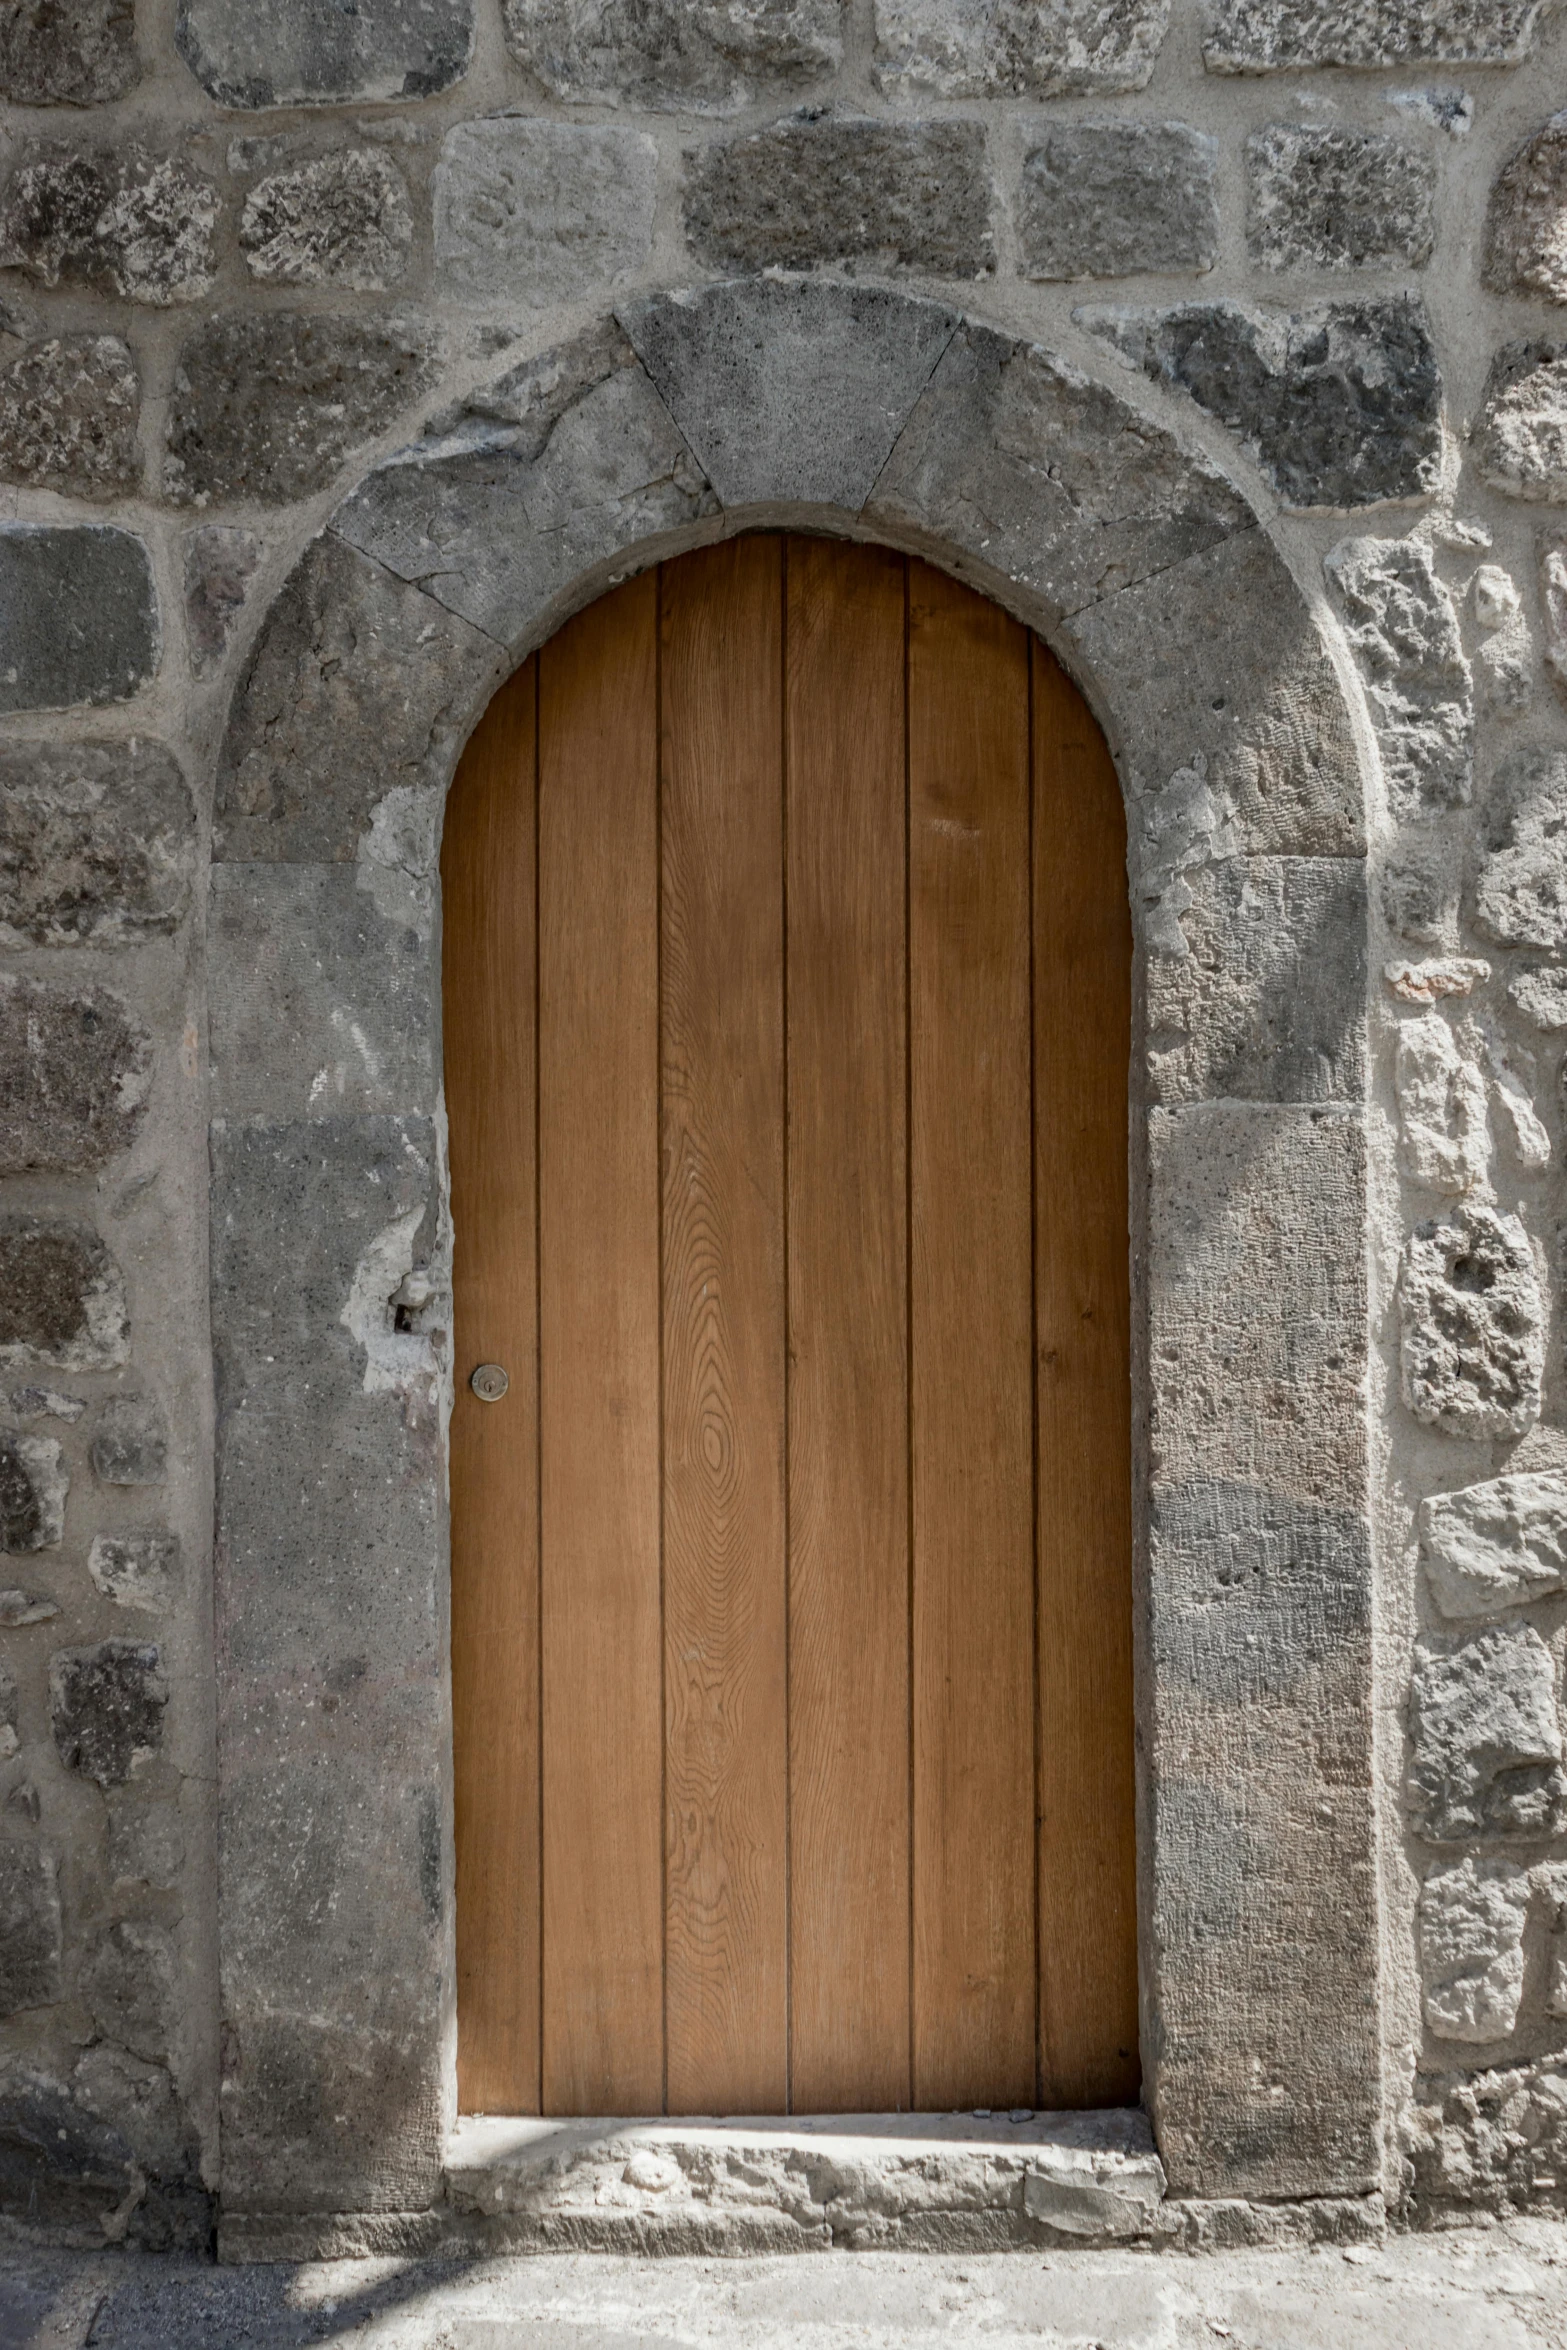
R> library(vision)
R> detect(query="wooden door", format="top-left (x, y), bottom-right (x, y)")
top-left (445, 536), bottom-right (1137, 2118)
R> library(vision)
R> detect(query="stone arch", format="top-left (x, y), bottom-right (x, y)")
top-left (207, 278), bottom-right (1376, 2244)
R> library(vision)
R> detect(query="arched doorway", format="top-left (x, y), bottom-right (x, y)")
top-left (444, 534), bottom-right (1136, 2121)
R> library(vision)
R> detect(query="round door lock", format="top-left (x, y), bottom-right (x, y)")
top-left (469, 1362), bottom-right (510, 1404)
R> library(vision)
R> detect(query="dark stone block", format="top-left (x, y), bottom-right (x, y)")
top-left (0, 0), bottom-right (139, 104)
top-left (0, 737), bottom-right (195, 946)
top-left (50, 1640), bottom-right (166, 1786)
top-left (0, 525), bottom-right (158, 714)
top-left (1021, 120), bottom-right (1218, 280)
top-left (0, 334), bottom-right (139, 498)
top-left (0, 977), bottom-right (151, 1172)
top-left (0, 1843), bottom-right (61, 2013)
top-left (0, 147), bottom-right (217, 305)
top-left (685, 115), bottom-right (993, 277)
top-left (90, 1392), bottom-right (167, 1486)
top-left (176, 0), bottom-right (473, 106)
top-left (0, 1428), bottom-right (65, 1551)
top-left (0, 1216), bottom-right (127, 1369)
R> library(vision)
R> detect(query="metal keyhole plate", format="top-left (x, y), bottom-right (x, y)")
top-left (470, 1362), bottom-right (510, 1403)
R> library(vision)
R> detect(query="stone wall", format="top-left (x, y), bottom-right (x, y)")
top-left (0, 0), bottom-right (1565, 2250)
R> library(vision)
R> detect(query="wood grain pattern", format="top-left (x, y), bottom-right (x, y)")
top-left (1032, 641), bottom-right (1140, 2109)
top-left (907, 559), bottom-right (1037, 2113)
top-left (445, 659), bottom-right (542, 2116)
top-left (538, 575), bottom-right (664, 2115)
top-left (660, 539), bottom-right (789, 2113)
top-left (784, 538), bottom-right (912, 2113)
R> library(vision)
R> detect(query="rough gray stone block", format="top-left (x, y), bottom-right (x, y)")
top-left (0, 1845), bottom-right (61, 2015)
top-left (434, 120), bottom-right (655, 308)
top-left (1205, 0), bottom-right (1555, 71)
top-left (503, 0), bottom-right (841, 113)
top-left (1420, 1856), bottom-right (1530, 2043)
top-left (0, 525), bottom-right (157, 714)
top-left (215, 533), bottom-right (496, 865)
top-left (686, 115), bottom-right (993, 278)
top-left (1409, 1625), bottom-right (1566, 1843)
top-left (0, 737), bottom-right (195, 946)
top-left (0, 0), bottom-right (138, 105)
top-left (0, 1217), bottom-right (127, 1370)
top-left (1473, 749), bottom-right (1567, 950)
top-left (1393, 1010), bottom-right (1487, 1196)
top-left (241, 151), bottom-right (412, 292)
top-left (167, 312), bottom-right (440, 507)
top-left (0, 976), bottom-right (151, 1173)
top-left (82, 1920), bottom-right (175, 2064)
top-left (0, 1586), bottom-right (57, 1624)
top-left (1081, 296), bottom-right (1442, 510)
top-left (50, 1640), bottom-right (166, 1786)
top-left (89, 1531), bottom-right (181, 1615)
top-left (182, 526), bottom-right (262, 680)
top-left (1247, 124), bottom-right (1435, 272)
top-left (0, 2049), bottom-right (207, 2248)
top-left (874, 0), bottom-right (1168, 97)
top-left (0, 149), bottom-right (218, 306)
top-left (1511, 965), bottom-right (1567, 1027)
top-left (1323, 537), bottom-right (1471, 818)
top-left (106, 1801), bottom-right (184, 1888)
top-left (91, 1393), bottom-right (167, 1487)
top-left (1475, 342), bottom-right (1567, 504)
top-left (1381, 855), bottom-right (1454, 945)
top-left (1399, 1204), bottom-right (1544, 1441)
top-left (0, 1431), bottom-right (66, 1553)
top-left (209, 864), bottom-right (437, 1119)
top-left (1019, 120), bottom-right (1217, 280)
top-left (176, 0), bottom-right (473, 106)
top-left (1485, 114), bottom-right (1567, 303)
top-left (0, 335), bottom-right (138, 499)
top-left (1410, 2060), bottom-right (1567, 2218)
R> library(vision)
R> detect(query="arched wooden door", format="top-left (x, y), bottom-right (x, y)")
top-left (444, 536), bottom-right (1136, 2119)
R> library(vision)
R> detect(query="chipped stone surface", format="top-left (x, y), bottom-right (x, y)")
top-left (1543, 539), bottom-right (1567, 699)
top-left (242, 151), bottom-right (412, 292)
top-left (1408, 1623), bottom-right (1565, 1843)
top-left (1382, 857), bottom-right (1456, 945)
top-left (1421, 1857), bottom-right (1531, 2043)
top-left (503, 0), bottom-right (841, 113)
top-left (0, 1217), bottom-right (127, 1370)
top-left (0, 335), bottom-right (139, 499)
top-left (1394, 1011), bottom-right (1488, 1193)
top-left (1511, 964), bottom-right (1567, 1027)
top-left (0, 1844), bottom-right (61, 2016)
top-left (50, 1640), bottom-right (165, 1787)
top-left (89, 1531), bottom-right (181, 1615)
top-left (1475, 342), bottom-right (1567, 504)
top-left (686, 116), bottom-right (993, 279)
top-left (1324, 537), bottom-right (1471, 817)
top-left (182, 526), bottom-right (262, 680)
top-left (1205, 1), bottom-right (1558, 72)
top-left (1422, 1472), bottom-right (1567, 1619)
top-left (90, 1393), bottom-right (167, 1487)
top-left (0, 737), bottom-right (195, 946)
top-left (874, 0), bottom-right (1169, 98)
top-left (1473, 748), bottom-right (1567, 951)
top-left (1409, 2061), bottom-right (1567, 2217)
top-left (0, 149), bottom-right (218, 306)
top-left (435, 121), bottom-right (656, 307)
top-left (0, 1587), bottom-right (58, 1624)
top-left (82, 1920), bottom-right (175, 2064)
top-left (1485, 113), bottom-right (1567, 304)
top-left (1247, 124), bottom-right (1434, 272)
top-left (107, 1801), bottom-right (183, 1889)
top-left (0, 1430), bottom-right (65, 1552)
top-left (0, 525), bottom-right (158, 714)
top-left (176, 0), bottom-right (474, 106)
top-left (1019, 120), bottom-right (1217, 281)
top-left (0, 977), bottom-right (151, 1174)
top-left (1399, 1204), bottom-right (1544, 1441)
top-left (1385, 957), bottom-right (1488, 1002)
top-left (0, 0), bottom-right (138, 104)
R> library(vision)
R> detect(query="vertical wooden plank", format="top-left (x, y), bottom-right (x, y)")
top-left (908, 560), bottom-right (1036, 2112)
top-left (660, 539), bottom-right (789, 2113)
top-left (538, 574), bottom-right (664, 2115)
top-left (1032, 642), bottom-right (1140, 2109)
top-left (785, 538), bottom-right (912, 2114)
top-left (446, 661), bottom-right (541, 2115)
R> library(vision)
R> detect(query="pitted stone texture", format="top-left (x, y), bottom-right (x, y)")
top-left (1019, 120), bottom-right (1217, 280)
top-left (0, 0), bottom-right (138, 103)
top-left (0, 738), bottom-right (195, 946)
top-left (1420, 1856), bottom-right (1530, 2043)
top-left (1422, 1472), bottom-right (1567, 1620)
top-left (0, 336), bottom-right (138, 499)
top-left (1543, 540), bottom-right (1567, 700)
top-left (0, 1844), bottom-right (60, 2015)
top-left (1408, 1624), bottom-right (1565, 1844)
top-left (1323, 537), bottom-right (1471, 817)
top-left (0, 1218), bottom-right (127, 1370)
top-left (0, 1431), bottom-right (64, 1552)
top-left (177, 0), bottom-right (473, 106)
top-left (167, 313), bottom-right (441, 508)
top-left (51, 1641), bottom-right (165, 1787)
top-left (1475, 343), bottom-right (1567, 504)
top-left (0, 526), bottom-right (157, 714)
top-left (1409, 2061), bottom-right (1567, 2218)
top-left (1382, 857), bottom-right (1456, 945)
top-left (874, 0), bottom-right (1169, 97)
top-left (183, 526), bottom-right (262, 681)
top-left (107, 1801), bottom-right (184, 1889)
top-left (1473, 749), bottom-right (1567, 952)
top-left (0, 977), bottom-right (151, 1173)
top-left (1246, 124), bottom-right (1435, 272)
top-left (1399, 1204), bottom-right (1544, 1441)
top-left (1394, 1012), bottom-right (1488, 1195)
top-left (242, 152), bottom-right (412, 292)
top-left (435, 121), bottom-right (655, 307)
top-left (215, 532), bottom-right (496, 865)
top-left (1204, 0), bottom-right (1557, 71)
top-left (1083, 297), bottom-right (1442, 511)
top-left (2, 2045), bottom-right (207, 2249)
top-left (90, 1393), bottom-right (166, 1487)
top-left (686, 116), bottom-right (993, 279)
top-left (82, 1920), bottom-right (175, 2065)
top-left (503, 0), bottom-right (841, 113)
top-left (1485, 115), bottom-right (1567, 304)
top-left (0, 149), bottom-right (218, 306)
top-left (89, 1531), bottom-right (181, 1615)
top-left (1512, 965), bottom-right (1567, 1028)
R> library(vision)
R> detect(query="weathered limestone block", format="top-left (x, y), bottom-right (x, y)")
top-left (1485, 115), bottom-right (1567, 304)
top-left (503, 0), bottom-right (841, 112)
top-left (1395, 1013), bottom-right (1489, 1195)
top-left (1408, 1624), bottom-right (1565, 1843)
top-left (1422, 1472), bottom-right (1567, 1619)
top-left (1205, 0), bottom-right (1556, 71)
top-left (0, 977), bottom-right (151, 1173)
top-left (1420, 1856), bottom-right (1530, 2043)
top-left (0, 149), bottom-right (218, 305)
top-left (435, 121), bottom-right (656, 306)
top-left (0, 1845), bottom-right (61, 2015)
top-left (90, 1392), bottom-right (166, 1487)
top-left (183, 526), bottom-right (262, 680)
top-left (1487, 1035), bottom-right (1550, 1171)
top-left (50, 1640), bottom-right (165, 1786)
top-left (0, 0), bottom-right (138, 105)
top-left (1381, 857), bottom-right (1456, 944)
top-left (0, 335), bottom-right (138, 499)
top-left (0, 738), bottom-right (195, 946)
top-left (1543, 540), bottom-right (1567, 700)
top-left (1474, 750), bottom-right (1567, 951)
top-left (687, 115), bottom-right (991, 279)
top-left (1399, 1205), bottom-right (1544, 1441)
top-left (1511, 965), bottom-right (1567, 1028)
top-left (1408, 2062), bottom-right (1567, 2219)
top-left (241, 152), bottom-right (412, 291)
top-left (1323, 537), bottom-right (1471, 817)
top-left (176, 0), bottom-right (473, 106)
top-left (1019, 121), bottom-right (1217, 281)
top-left (89, 1531), bottom-right (181, 1615)
top-left (0, 1431), bottom-right (66, 1553)
top-left (1082, 296), bottom-right (1442, 510)
top-left (0, 1218), bottom-right (127, 1370)
top-left (107, 1801), bottom-right (183, 1888)
top-left (1246, 125), bottom-right (1434, 270)
top-left (874, 0), bottom-right (1168, 97)
top-left (1475, 343), bottom-right (1567, 504)
top-left (167, 313), bottom-right (440, 507)
top-left (0, 525), bottom-right (158, 714)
